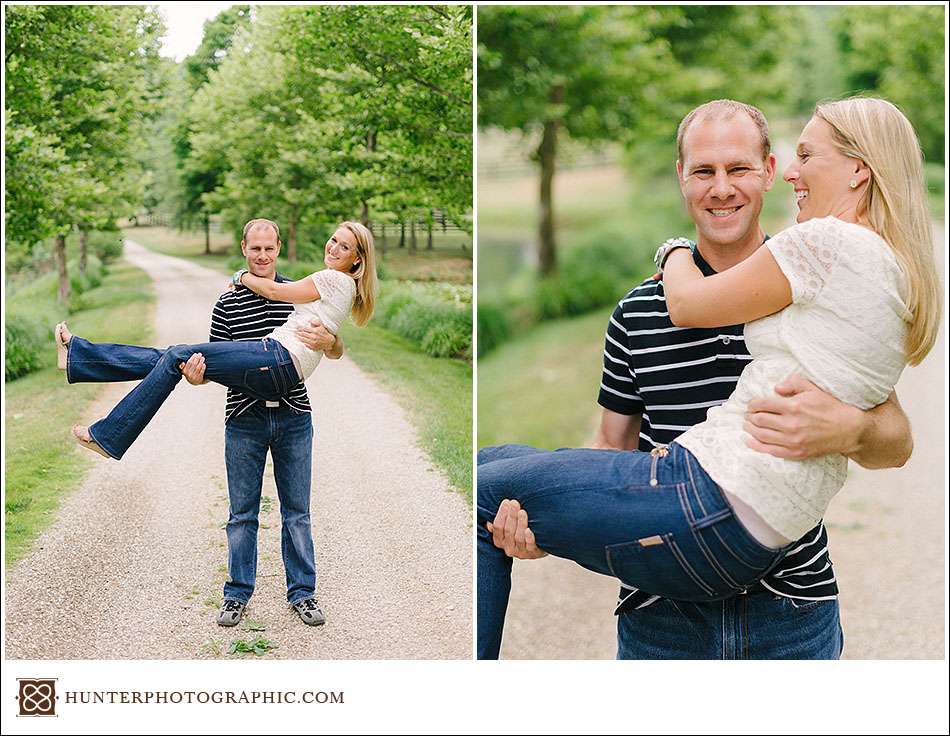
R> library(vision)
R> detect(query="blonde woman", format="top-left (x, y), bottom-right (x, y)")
top-left (57, 220), bottom-right (377, 460)
top-left (477, 97), bottom-right (940, 657)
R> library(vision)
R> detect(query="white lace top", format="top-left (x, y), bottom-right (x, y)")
top-left (268, 268), bottom-right (356, 380)
top-left (677, 217), bottom-right (910, 540)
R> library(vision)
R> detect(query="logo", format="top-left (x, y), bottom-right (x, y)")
top-left (16, 679), bottom-right (57, 717)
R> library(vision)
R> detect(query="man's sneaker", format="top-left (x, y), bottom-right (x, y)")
top-left (291, 598), bottom-right (326, 626)
top-left (217, 599), bottom-right (246, 627)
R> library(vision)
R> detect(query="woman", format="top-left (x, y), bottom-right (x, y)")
top-left (477, 97), bottom-right (940, 657)
top-left (57, 220), bottom-right (377, 460)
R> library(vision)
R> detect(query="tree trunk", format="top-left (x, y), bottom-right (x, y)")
top-left (360, 200), bottom-right (370, 228)
top-left (79, 228), bottom-right (88, 276)
top-left (409, 219), bottom-right (417, 255)
top-left (426, 219), bottom-right (434, 250)
top-left (55, 233), bottom-right (70, 306)
top-left (287, 210), bottom-right (298, 263)
top-left (399, 221), bottom-right (406, 249)
top-left (537, 84), bottom-right (563, 276)
top-left (204, 211), bottom-right (211, 255)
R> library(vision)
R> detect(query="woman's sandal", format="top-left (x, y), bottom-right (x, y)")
top-left (72, 425), bottom-right (111, 459)
top-left (55, 322), bottom-right (69, 370)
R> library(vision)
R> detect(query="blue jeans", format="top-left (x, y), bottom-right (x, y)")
top-left (476, 443), bottom-right (790, 659)
top-left (66, 336), bottom-right (300, 459)
top-left (223, 404), bottom-right (316, 604)
top-left (617, 592), bottom-right (843, 659)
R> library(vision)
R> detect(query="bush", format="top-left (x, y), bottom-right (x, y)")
top-left (476, 302), bottom-right (510, 357)
top-left (533, 238), bottom-right (644, 321)
top-left (68, 255), bottom-right (104, 296)
top-left (5, 315), bottom-right (46, 381)
top-left (89, 230), bottom-right (124, 263)
top-left (421, 323), bottom-right (471, 359)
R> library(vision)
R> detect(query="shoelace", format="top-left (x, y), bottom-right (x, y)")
top-left (223, 600), bottom-right (244, 612)
top-left (297, 599), bottom-right (319, 611)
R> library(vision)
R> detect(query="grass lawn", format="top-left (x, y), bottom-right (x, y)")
top-left (477, 310), bottom-right (609, 450)
top-left (4, 260), bottom-right (154, 566)
top-left (339, 322), bottom-right (472, 502)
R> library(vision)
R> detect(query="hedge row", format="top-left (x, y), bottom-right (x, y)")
top-left (5, 255), bottom-right (105, 382)
top-left (477, 228), bottom-right (654, 357)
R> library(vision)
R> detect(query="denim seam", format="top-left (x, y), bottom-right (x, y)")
top-left (677, 484), bottom-right (742, 591)
top-left (684, 451), bottom-right (709, 517)
top-left (710, 525), bottom-right (761, 571)
top-left (665, 534), bottom-right (716, 597)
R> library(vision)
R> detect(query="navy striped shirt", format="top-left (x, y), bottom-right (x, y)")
top-left (599, 245), bottom-right (838, 614)
top-left (209, 274), bottom-right (311, 422)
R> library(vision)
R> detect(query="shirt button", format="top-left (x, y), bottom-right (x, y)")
top-left (721, 335), bottom-right (731, 345)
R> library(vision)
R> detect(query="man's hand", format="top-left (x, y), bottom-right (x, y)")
top-left (486, 499), bottom-right (547, 560)
top-left (743, 373), bottom-right (912, 467)
top-left (180, 353), bottom-right (208, 385)
top-left (296, 320), bottom-right (342, 358)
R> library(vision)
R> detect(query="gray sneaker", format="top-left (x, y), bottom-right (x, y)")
top-left (217, 599), bottom-right (246, 627)
top-left (291, 598), bottom-right (326, 626)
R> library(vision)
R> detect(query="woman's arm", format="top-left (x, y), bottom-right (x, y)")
top-left (240, 272), bottom-right (320, 304)
top-left (663, 245), bottom-right (792, 328)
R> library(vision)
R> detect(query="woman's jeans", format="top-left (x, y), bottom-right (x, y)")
top-left (66, 336), bottom-right (301, 459)
top-left (476, 442), bottom-right (790, 659)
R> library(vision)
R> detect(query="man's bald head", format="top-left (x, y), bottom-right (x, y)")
top-left (242, 218), bottom-right (281, 245)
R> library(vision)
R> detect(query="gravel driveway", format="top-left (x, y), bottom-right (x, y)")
top-left (5, 240), bottom-right (472, 660)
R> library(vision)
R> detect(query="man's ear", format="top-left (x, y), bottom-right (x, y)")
top-left (762, 152), bottom-right (777, 192)
top-left (240, 240), bottom-right (248, 258)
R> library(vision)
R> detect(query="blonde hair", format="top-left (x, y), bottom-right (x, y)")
top-left (815, 97), bottom-right (940, 365)
top-left (677, 99), bottom-right (771, 163)
top-left (339, 221), bottom-right (377, 327)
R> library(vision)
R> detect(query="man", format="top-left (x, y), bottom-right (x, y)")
top-left (181, 218), bottom-right (342, 628)
top-left (491, 100), bottom-right (912, 659)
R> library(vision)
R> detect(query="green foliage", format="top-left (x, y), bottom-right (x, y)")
top-left (374, 282), bottom-right (472, 359)
top-left (4, 315), bottom-right (45, 382)
top-left (228, 636), bottom-right (277, 656)
top-left (174, 5), bottom-right (472, 260)
top-left (5, 5), bottom-right (165, 308)
top-left (833, 6), bottom-right (945, 161)
top-left (476, 303), bottom-right (511, 358)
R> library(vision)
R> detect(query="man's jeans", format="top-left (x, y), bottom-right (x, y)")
top-left (617, 592), bottom-right (843, 659)
top-left (223, 405), bottom-right (316, 604)
top-left (477, 443), bottom-right (790, 659)
top-left (66, 336), bottom-right (300, 459)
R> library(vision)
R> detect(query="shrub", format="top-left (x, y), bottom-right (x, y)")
top-left (476, 302), bottom-right (510, 357)
top-left (421, 323), bottom-right (471, 358)
top-left (90, 230), bottom-right (124, 263)
top-left (5, 315), bottom-right (45, 381)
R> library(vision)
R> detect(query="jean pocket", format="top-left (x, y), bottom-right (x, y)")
top-left (606, 533), bottom-right (718, 601)
top-left (242, 366), bottom-right (281, 401)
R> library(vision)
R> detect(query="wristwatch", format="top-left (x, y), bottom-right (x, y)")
top-left (230, 268), bottom-right (249, 286)
top-left (653, 237), bottom-right (695, 274)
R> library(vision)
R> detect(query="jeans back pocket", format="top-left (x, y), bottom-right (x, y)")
top-left (606, 533), bottom-right (719, 602)
top-left (242, 366), bottom-right (282, 401)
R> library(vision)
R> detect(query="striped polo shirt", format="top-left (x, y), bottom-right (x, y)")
top-left (598, 243), bottom-right (838, 614)
top-left (209, 274), bottom-right (311, 422)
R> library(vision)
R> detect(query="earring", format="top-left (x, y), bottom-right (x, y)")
top-left (849, 179), bottom-right (858, 189)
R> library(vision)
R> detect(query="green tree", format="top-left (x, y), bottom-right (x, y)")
top-left (834, 5), bottom-right (945, 161)
top-left (478, 6), bottom-right (685, 274)
top-left (5, 5), bottom-right (164, 303)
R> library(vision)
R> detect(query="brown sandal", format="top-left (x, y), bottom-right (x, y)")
top-left (72, 425), bottom-right (110, 459)
top-left (55, 322), bottom-right (69, 370)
